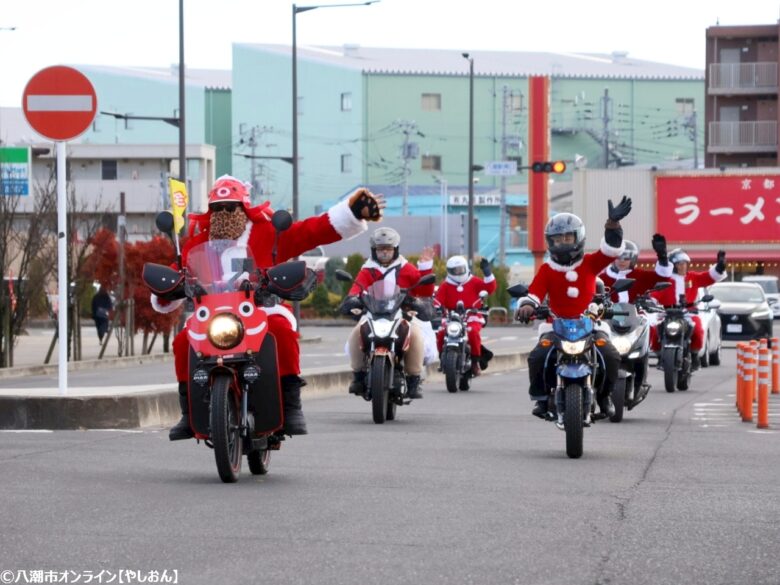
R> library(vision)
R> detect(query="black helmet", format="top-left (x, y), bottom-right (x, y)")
top-left (545, 213), bottom-right (585, 266)
top-left (612, 240), bottom-right (639, 271)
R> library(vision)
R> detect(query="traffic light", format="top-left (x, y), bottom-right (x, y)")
top-left (531, 161), bottom-right (566, 173)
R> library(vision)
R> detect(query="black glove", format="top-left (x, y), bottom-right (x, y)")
top-left (715, 250), bottom-right (727, 274)
top-left (652, 233), bottom-right (668, 264)
top-left (339, 295), bottom-right (362, 316)
top-left (348, 188), bottom-right (382, 221)
top-left (479, 258), bottom-right (492, 277)
top-left (607, 196), bottom-right (632, 222)
top-left (515, 304), bottom-right (536, 324)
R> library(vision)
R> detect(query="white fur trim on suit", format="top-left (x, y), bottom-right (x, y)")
top-left (483, 274), bottom-right (495, 284)
top-left (565, 270), bottom-right (578, 282)
top-left (261, 304), bottom-right (298, 332)
top-left (546, 257), bottom-right (584, 273)
top-left (655, 262), bottom-right (673, 278)
top-left (151, 294), bottom-right (183, 314)
top-left (600, 237), bottom-right (625, 258)
top-left (363, 256), bottom-right (407, 272)
top-left (605, 265), bottom-right (628, 280)
top-left (567, 287), bottom-right (579, 298)
top-left (327, 198), bottom-right (367, 240)
top-left (709, 264), bottom-right (727, 282)
top-left (417, 259), bottom-right (434, 271)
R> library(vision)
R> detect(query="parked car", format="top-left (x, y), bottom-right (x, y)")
top-left (696, 287), bottom-right (723, 367)
top-left (741, 275), bottom-right (780, 320)
top-left (709, 282), bottom-right (774, 341)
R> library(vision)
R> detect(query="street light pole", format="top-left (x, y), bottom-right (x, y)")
top-left (462, 53), bottom-right (475, 267)
top-left (292, 1), bottom-right (379, 222)
top-left (178, 0), bottom-right (186, 189)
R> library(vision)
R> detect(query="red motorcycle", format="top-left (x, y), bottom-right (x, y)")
top-left (143, 210), bottom-right (315, 483)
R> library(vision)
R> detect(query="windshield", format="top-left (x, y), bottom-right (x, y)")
top-left (553, 318), bottom-right (594, 341)
top-left (362, 279), bottom-right (405, 316)
top-left (185, 239), bottom-right (256, 295)
top-left (610, 302), bottom-right (640, 328)
top-left (744, 279), bottom-right (778, 294)
top-left (710, 285), bottom-right (765, 304)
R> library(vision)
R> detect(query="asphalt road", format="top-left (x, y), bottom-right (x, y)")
top-left (0, 325), bottom-right (538, 389)
top-left (2, 347), bottom-right (779, 585)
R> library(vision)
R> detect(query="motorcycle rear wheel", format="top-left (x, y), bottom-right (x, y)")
top-left (610, 378), bottom-right (626, 423)
top-left (371, 358), bottom-right (390, 424)
top-left (444, 350), bottom-right (459, 393)
top-left (662, 349), bottom-right (678, 393)
top-left (247, 449), bottom-right (271, 475)
top-left (564, 384), bottom-right (584, 459)
top-left (210, 374), bottom-right (242, 483)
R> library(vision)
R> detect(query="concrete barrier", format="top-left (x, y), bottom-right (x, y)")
top-left (0, 350), bottom-right (528, 430)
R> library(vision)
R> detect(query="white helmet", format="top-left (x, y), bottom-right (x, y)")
top-left (446, 255), bottom-right (470, 284)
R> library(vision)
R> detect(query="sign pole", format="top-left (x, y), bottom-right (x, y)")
top-left (56, 141), bottom-right (67, 395)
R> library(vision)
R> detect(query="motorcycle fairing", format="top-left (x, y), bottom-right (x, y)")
top-left (188, 291), bottom-right (267, 356)
top-left (557, 362), bottom-right (592, 377)
top-left (553, 318), bottom-right (593, 341)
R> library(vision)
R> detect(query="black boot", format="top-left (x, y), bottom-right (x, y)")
top-left (532, 400), bottom-right (548, 419)
top-left (349, 371), bottom-right (366, 395)
top-left (596, 393), bottom-right (615, 419)
top-left (281, 375), bottom-right (308, 435)
top-left (406, 375), bottom-right (423, 399)
top-left (169, 382), bottom-right (194, 441)
top-left (691, 352), bottom-right (700, 371)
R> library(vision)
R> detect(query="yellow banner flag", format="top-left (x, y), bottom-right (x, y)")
top-left (168, 178), bottom-right (188, 234)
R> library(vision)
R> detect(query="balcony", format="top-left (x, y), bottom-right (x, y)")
top-left (707, 121), bottom-right (778, 153)
top-left (708, 62), bottom-right (778, 95)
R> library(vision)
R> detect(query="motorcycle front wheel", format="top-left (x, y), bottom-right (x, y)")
top-left (564, 384), bottom-right (584, 459)
top-left (610, 378), bottom-right (626, 423)
top-left (444, 350), bottom-right (460, 393)
top-left (662, 349), bottom-right (678, 393)
top-left (210, 374), bottom-right (242, 483)
top-left (371, 357), bottom-right (390, 424)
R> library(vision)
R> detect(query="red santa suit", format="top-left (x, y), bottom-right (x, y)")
top-left (348, 257), bottom-right (434, 297)
top-left (520, 238), bottom-right (625, 318)
top-left (648, 264), bottom-right (726, 352)
top-left (435, 273), bottom-right (496, 357)
top-left (600, 262), bottom-right (672, 304)
top-left (154, 193), bottom-right (369, 382)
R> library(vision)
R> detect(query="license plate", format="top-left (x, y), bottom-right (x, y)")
top-left (727, 324), bottom-right (742, 333)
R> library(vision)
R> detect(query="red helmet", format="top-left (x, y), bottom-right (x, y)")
top-left (207, 175), bottom-right (252, 209)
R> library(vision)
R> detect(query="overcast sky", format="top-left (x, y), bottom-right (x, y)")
top-left (1, 0), bottom-right (778, 107)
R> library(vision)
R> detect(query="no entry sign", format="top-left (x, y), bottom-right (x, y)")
top-left (22, 66), bottom-right (97, 141)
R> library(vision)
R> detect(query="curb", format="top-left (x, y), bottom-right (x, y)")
top-left (0, 350), bottom-right (528, 430)
top-left (0, 336), bottom-right (323, 380)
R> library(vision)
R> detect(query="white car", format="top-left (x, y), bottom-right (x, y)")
top-left (741, 275), bottom-right (780, 320)
top-left (696, 287), bottom-right (723, 367)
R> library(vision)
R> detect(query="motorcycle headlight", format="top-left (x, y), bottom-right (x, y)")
top-left (665, 320), bottom-right (682, 337)
top-left (612, 336), bottom-right (633, 356)
top-left (208, 313), bottom-right (244, 349)
top-left (561, 339), bottom-right (587, 355)
top-left (446, 322), bottom-right (463, 336)
top-left (372, 318), bottom-right (393, 338)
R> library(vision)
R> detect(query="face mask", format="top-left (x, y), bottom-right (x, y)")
top-left (209, 207), bottom-right (247, 240)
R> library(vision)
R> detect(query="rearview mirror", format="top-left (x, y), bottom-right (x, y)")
top-left (651, 282), bottom-right (672, 292)
top-left (414, 273), bottom-right (436, 287)
top-left (700, 294), bottom-right (714, 303)
top-left (708, 299), bottom-right (721, 309)
top-left (479, 290), bottom-right (489, 299)
top-left (335, 269), bottom-right (353, 283)
top-left (507, 283), bottom-right (528, 298)
top-left (155, 211), bottom-right (175, 236)
top-left (612, 278), bottom-right (635, 294)
top-left (272, 209), bottom-right (293, 232)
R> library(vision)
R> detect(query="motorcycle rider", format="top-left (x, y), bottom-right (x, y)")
top-left (341, 227), bottom-right (435, 399)
top-left (152, 175), bottom-right (384, 440)
top-left (435, 255), bottom-right (496, 376)
top-left (514, 197), bottom-right (633, 419)
top-left (599, 235), bottom-right (672, 302)
top-left (649, 247), bottom-right (727, 369)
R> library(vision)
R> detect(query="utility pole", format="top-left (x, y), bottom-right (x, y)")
top-left (600, 88), bottom-right (612, 168)
top-left (681, 109), bottom-right (699, 169)
top-left (395, 120), bottom-right (420, 216)
top-left (498, 85), bottom-right (509, 267)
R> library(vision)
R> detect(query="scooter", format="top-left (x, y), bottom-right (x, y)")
top-left (605, 282), bottom-right (671, 422)
top-left (143, 210), bottom-right (316, 483)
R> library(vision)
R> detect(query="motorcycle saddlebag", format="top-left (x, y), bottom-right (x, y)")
top-left (142, 263), bottom-right (185, 300)
top-left (266, 260), bottom-right (317, 301)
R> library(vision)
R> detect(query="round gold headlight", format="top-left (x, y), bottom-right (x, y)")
top-left (208, 313), bottom-right (244, 349)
